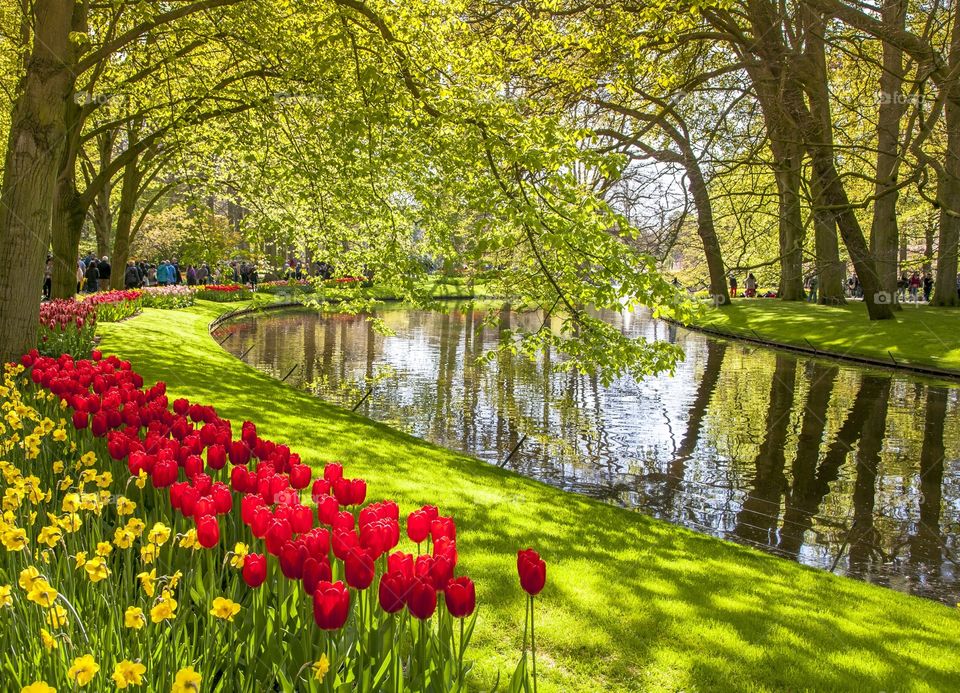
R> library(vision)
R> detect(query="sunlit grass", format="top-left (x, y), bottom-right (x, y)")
top-left (691, 299), bottom-right (960, 374)
top-left (96, 301), bottom-right (960, 692)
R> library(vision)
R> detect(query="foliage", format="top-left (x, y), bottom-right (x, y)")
top-left (193, 285), bottom-right (253, 303)
top-left (81, 291), bottom-right (143, 322)
top-left (37, 301), bottom-right (97, 358)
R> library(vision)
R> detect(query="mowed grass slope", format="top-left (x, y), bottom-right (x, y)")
top-left (97, 302), bottom-right (960, 692)
top-left (690, 299), bottom-right (960, 374)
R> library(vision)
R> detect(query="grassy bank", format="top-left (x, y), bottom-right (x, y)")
top-left (688, 299), bottom-right (960, 375)
top-left (97, 301), bottom-right (960, 692)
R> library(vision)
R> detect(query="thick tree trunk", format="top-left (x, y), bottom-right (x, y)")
top-left (933, 10), bottom-right (960, 306)
top-left (771, 139), bottom-right (806, 300)
top-left (50, 174), bottom-right (86, 298)
top-left (0, 0), bottom-right (75, 363)
top-left (801, 7), bottom-right (846, 305)
top-left (870, 0), bottom-right (907, 308)
top-left (810, 174), bottom-right (846, 304)
top-left (111, 156), bottom-right (141, 289)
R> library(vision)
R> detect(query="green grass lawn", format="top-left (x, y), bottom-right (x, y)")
top-left (688, 299), bottom-right (960, 375)
top-left (97, 301), bottom-right (960, 692)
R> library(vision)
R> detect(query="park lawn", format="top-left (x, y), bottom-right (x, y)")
top-left (689, 298), bottom-right (960, 375)
top-left (97, 301), bottom-right (960, 692)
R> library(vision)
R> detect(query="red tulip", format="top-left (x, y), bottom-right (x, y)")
top-left (279, 540), bottom-right (308, 579)
top-left (72, 410), bottom-right (88, 429)
top-left (289, 463), bottom-right (311, 489)
top-left (302, 556), bottom-right (332, 594)
top-left (430, 516), bottom-right (456, 542)
top-left (207, 444), bottom-right (227, 470)
top-left (378, 571), bottom-right (408, 613)
top-left (444, 577), bottom-right (476, 618)
top-left (229, 440), bottom-right (251, 466)
top-left (344, 548), bottom-right (376, 590)
top-left (332, 529), bottom-right (359, 561)
top-left (316, 495), bottom-right (339, 525)
top-left (311, 478), bottom-right (331, 502)
top-left (323, 462), bottom-right (343, 482)
top-left (388, 552), bottom-right (414, 580)
top-left (407, 578), bottom-right (437, 620)
top-left (313, 581), bottom-right (350, 630)
top-left (173, 398), bottom-right (189, 416)
top-left (196, 515), bottom-right (220, 548)
top-left (242, 553), bottom-right (267, 588)
top-left (291, 504), bottom-right (314, 534)
top-left (517, 548), bottom-right (546, 596)
top-left (407, 510), bottom-right (431, 543)
top-left (265, 518), bottom-right (293, 555)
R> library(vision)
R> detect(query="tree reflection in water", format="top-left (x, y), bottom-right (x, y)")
top-left (216, 305), bottom-right (960, 604)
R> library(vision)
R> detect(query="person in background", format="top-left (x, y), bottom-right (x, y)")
top-left (97, 256), bottom-right (111, 291)
top-left (729, 274), bottom-right (738, 298)
top-left (146, 264), bottom-right (157, 286)
top-left (249, 264), bottom-right (259, 290)
top-left (76, 260), bottom-right (84, 294)
top-left (156, 260), bottom-right (171, 286)
top-left (745, 272), bottom-right (757, 298)
top-left (923, 272), bottom-right (934, 302)
top-left (43, 254), bottom-right (52, 299)
top-left (897, 271), bottom-right (908, 302)
top-left (171, 258), bottom-right (183, 285)
top-left (85, 259), bottom-right (100, 293)
top-left (909, 271), bottom-right (921, 303)
top-left (186, 264), bottom-right (198, 286)
top-left (806, 272), bottom-right (818, 303)
top-left (197, 263), bottom-right (209, 284)
top-left (124, 261), bottom-right (141, 289)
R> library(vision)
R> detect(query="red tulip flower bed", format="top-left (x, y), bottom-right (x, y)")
top-left (194, 284), bottom-right (253, 302)
top-left (15, 348), bottom-right (546, 690)
top-left (37, 299), bottom-right (98, 357)
top-left (82, 289), bottom-right (143, 322)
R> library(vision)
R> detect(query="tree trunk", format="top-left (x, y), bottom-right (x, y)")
top-left (932, 9), bottom-right (960, 306)
top-left (0, 0), bottom-right (75, 363)
top-left (680, 143), bottom-right (729, 304)
top-left (111, 155), bottom-right (141, 289)
top-left (870, 0), bottom-right (907, 308)
top-left (810, 174), bottom-right (846, 304)
top-left (801, 7), bottom-right (846, 305)
top-left (771, 139), bottom-right (806, 300)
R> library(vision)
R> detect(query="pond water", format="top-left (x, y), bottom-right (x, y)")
top-left (214, 305), bottom-right (960, 604)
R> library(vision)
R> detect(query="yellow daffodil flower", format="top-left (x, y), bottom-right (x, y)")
top-left (171, 666), bottom-right (201, 693)
top-left (124, 606), bottom-right (146, 630)
top-left (45, 603), bottom-right (68, 628)
top-left (149, 589), bottom-right (177, 623)
top-left (137, 569), bottom-right (157, 597)
top-left (0, 584), bottom-right (12, 607)
top-left (37, 525), bottom-right (62, 548)
top-left (148, 522), bottom-right (171, 546)
top-left (84, 556), bottom-right (110, 583)
top-left (312, 653), bottom-right (330, 681)
top-left (40, 628), bottom-right (57, 650)
top-left (67, 654), bottom-right (99, 687)
top-left (112, 660), bottom-right (146, 689)
top-left (210, 597), bottom-right (241, 621)
top-left (115, 496), bottom-right (136, 515)
top-left (95, 541), bottom-right (112, 557)
top-left (230, 542), bottom-right (248, 569)
top-left (27, 579), bottom-right (58, 608)
top-left (20, 682), bottom-right (56, 693)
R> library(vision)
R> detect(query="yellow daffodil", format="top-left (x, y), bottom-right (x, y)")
top-left (58, 512), bottom-right (82, 533)
top-left (312, 653), bottom-right (329, 681)
top-left (37, 525), bottom-right (61, 548)
top-left (18, 566), bottom-right (41, 590)
top-left (124, 606), bottom-right (146, 630)
top-left (27, 579), bottom-right (58, 608)
top-left (149, 589), bottom-right (177, 623)
top-left (179, 529), bottom-right (198, 549)
top-left (45, 603), bottom-right (68, 628)
top-left (2, 526), bottom-right (27, 551)
top-left (79, 451), bottom-right (96, 467)
top-left (125, 517), bottom-right (145, 536)
top-left (95, 471), bottom-right (112, 488)
top-left (67, 654), bottom-right (99, 687)
top-left (57, 475), bottom-right (73, 491)
top-left (84, 556), bottom-right (110, 583)
top-left (20, 682), bottom-right (56, 693)
top-left (148, 522), bottom-right (171, 546)
top-left (0, 584), bottom-right (12, 607)
top-left (168, 570), bottom-right (183, 589)
top-left (51, 460), bottom-right (63, 474)
top-left (40, 628), bottom-right (57, 650)
top-left (135, 469), bottom-right (147, 489)
top-left (171, 666), bottom-right (201, 693)
top-left (73, 551), bottom-right (87, 568)
top-left (137, 569), bottom-right (157, 597)
top-left (61, 493), bottom-right (80, 513)
top-left (210, 597), bottom-right (241, 622)
top-left (116, 496), bottom-right (136, 515)
top-left (52, 428), bottom-right (66, 442)
top-left (113, 527), bottom-right (134, 549)
top-left (230, 542), bottom-right (248, 569)
top-left (140, 543), bottom-right (158, 564)
top-left (112, 660), bottom-right (146, 689)
top-left (95, 541), bottom-right (112, 557)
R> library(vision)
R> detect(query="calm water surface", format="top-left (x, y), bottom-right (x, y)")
top-left (215, 306), bottom-right (960, 604)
